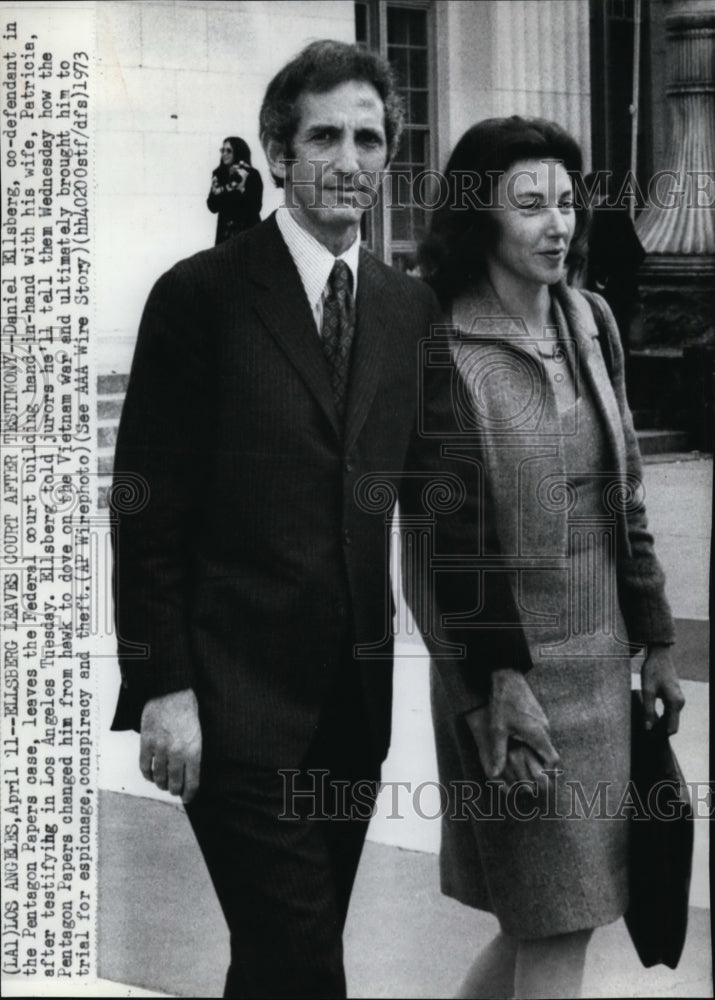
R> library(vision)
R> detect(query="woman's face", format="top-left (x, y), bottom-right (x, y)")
top-left (220, 142), bottom-right (234, 166)
top-left (486, 158), bottom-right (575, 290)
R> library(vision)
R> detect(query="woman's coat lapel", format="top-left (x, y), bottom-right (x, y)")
top-left (448, 279), bottom-right (629, 568)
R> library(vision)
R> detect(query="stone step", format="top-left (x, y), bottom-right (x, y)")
top-left (641, 450), bottom-right (705, 464)
top-left (636, 428), bottom-right (690, 455)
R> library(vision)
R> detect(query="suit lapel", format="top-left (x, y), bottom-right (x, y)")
top-left (553, 283), bottom-right (627, 478)
top-left (451, 282), bottom-right (563, 558)
top-left (453, 280), bottom-right (628, 481)
top-left (344, 250), bottom-right (389, 451)
top-left (247, 220), bottom-right (395, 447)
top-left (452, 282), bottom-right (530, 343)
top-left (247, 215), bottom-right (340, 436)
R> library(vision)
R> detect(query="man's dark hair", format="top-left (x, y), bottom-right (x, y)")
top-left (418, 116), bottom-right (587, 307)
top-left (259, 39), bottom-right (404, 187)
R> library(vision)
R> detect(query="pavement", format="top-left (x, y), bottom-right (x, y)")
top-left (97, 454), bottom-right (712, 998)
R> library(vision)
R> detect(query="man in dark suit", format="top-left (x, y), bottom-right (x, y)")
top-left (111, 39), bottom-right (444, 999)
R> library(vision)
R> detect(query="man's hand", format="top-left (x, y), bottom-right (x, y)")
top-left (139, 688), bottom-right (202, 804)
top-left (641, 644), bottom-right (685, 734)
top-left (465, 668), bottom-right (560, 792)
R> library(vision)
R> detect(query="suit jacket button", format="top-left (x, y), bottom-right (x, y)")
top-left (343, 528), bottom-right (352, 545)
top-left (344, 459), bottom-right (354, 473)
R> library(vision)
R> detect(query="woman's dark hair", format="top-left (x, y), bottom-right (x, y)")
top-left (259, 39), bottom-right (404, 188)
top-left (214, 136), bottom-right (253, 184)
top-left (418, 116), bottom-right (587, 307)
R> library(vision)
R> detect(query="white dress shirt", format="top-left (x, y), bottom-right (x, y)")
top-left (276, 206), bottom-right (360, 332)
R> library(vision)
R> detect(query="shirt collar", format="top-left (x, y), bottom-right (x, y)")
top-left (276, 206), bottom-right (360, 312)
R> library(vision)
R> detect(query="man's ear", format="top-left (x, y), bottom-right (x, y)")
top-left (263, 138), bottom-right (288, 183)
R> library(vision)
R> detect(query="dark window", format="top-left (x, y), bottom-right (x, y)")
top-left (355, 1), bottom-right (434, 268)
top-left (590, 0), bottom-right (652, 199)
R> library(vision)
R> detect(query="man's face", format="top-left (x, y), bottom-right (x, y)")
top-left (267, 80), bottom-right (387, 251)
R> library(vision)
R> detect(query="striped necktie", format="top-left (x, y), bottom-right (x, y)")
top-left (320, 259), bottom-right (355, 424)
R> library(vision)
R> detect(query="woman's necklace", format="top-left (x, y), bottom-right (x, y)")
top-left (486, 279), bottom-right (578, 409)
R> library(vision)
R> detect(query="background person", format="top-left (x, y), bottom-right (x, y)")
top-left (207, 135), bottom-right (263, 244)
top-left (414, 116), bottom-right (684, 1000)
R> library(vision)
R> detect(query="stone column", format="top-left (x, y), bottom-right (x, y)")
top-left (636, 0), bottom-right (715, 277)
top-left (633, 0), bottom-right (714, 450)
top-left (437, 1), bottom-right (592, 165)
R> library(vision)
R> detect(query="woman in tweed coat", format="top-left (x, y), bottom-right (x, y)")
top-left (416, 117), bottom-right (684, 999)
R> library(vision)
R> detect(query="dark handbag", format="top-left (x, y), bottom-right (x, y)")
top-left (581, 292), bottom-right (694, 966)
top-left (624, 690), bottom-right (694, 969)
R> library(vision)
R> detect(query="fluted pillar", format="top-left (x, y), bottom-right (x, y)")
top-left (636, 0), bottom-right (715, 277)
top-left (633, 0), bottom-right (714, 451)
top-left (491, 0), bottom-right (592, 164)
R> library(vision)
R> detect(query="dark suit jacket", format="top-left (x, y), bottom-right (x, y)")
top-left (111, 213), bottom-right (444, 767)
